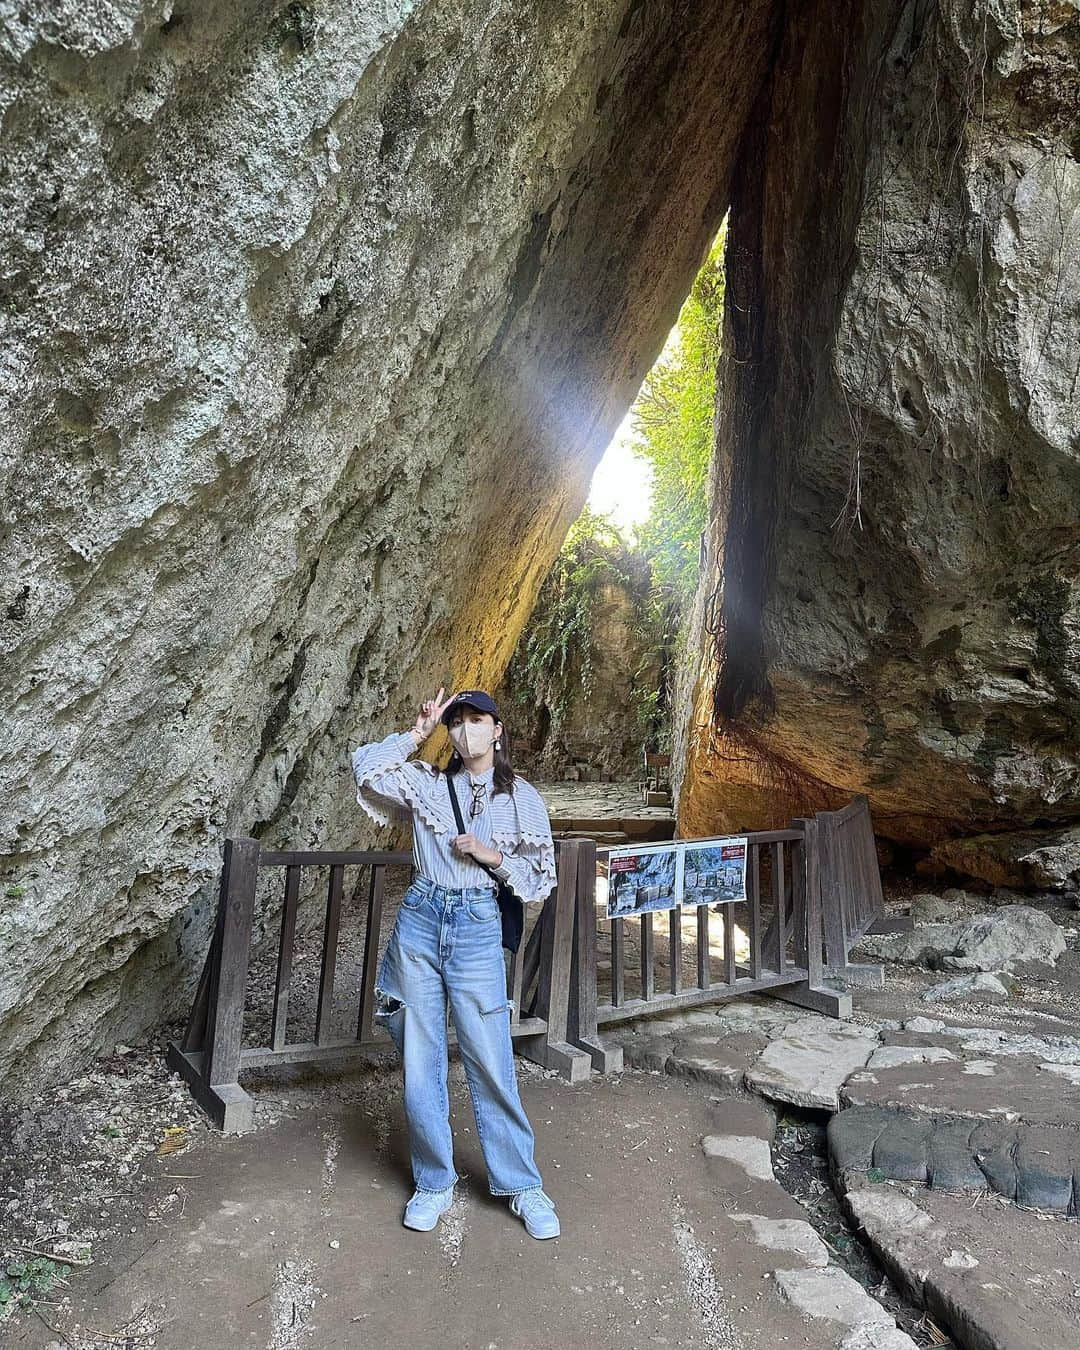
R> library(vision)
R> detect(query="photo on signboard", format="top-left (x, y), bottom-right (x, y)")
top-left (602, 842), bottom-right (680, 918)
top-left (682, 838), bottom-right (748, 905)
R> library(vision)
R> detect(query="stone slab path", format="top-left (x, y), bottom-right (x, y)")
top-left (844, 1181), bottom-right (1080, 1348)
top-left (599, 994), bottom-right (1080, 1349)
top-left (534, 781), bottom-right (675, 841)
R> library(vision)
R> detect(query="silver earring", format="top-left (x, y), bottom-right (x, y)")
top-left (495, 739), bottom-right (501, 750)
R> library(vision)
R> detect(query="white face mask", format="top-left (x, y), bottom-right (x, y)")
top-left (448, 720), bottom-right (496, 758)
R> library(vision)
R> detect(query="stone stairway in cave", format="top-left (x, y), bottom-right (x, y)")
top-left (534, 780), bottom-right (676, 845)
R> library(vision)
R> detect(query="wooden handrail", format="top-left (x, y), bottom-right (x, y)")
top-left (167, 835), bottom-right (588, 1132)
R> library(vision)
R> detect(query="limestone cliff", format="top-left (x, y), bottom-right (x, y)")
top-left (676, 0), bottom-right (1080, 855)
top-left (0, 0), bottom-right (774, 1093)
top-left (4, 0), bottom-right (1077, 1095)
top-left (496, 567), bottom-right (663, 781)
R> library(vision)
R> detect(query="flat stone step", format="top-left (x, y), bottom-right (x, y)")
top-left (745, 1020), bottom-right (880, 1111)
top-left (548, 816), bottom-right (675, 842)
top-left (842, 1027), bottom-right (1080, 1129)
top-left (556, 826), bottom-right (631, 837)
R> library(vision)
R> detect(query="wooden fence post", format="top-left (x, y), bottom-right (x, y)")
top-left (802, 816), bottom-right (824, 986)
top-left (567, 838), bottom-right (622, 1072)
top-left (764, 820), bottom-right (850, 1019)
top-left (817, 808), bottom-right (850, 969)
top-left (206, 837), bottom-right (260, 1087)
top-left (356, 864), bottom-right (386, 1043)
top-left (516, 840), bottom-right (591, 1082)
top-left (167, 836), bottom-right (259, 1132)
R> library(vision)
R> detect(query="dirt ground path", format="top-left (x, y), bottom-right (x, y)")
top-left (6, 1066), bottom-right (904, 1350)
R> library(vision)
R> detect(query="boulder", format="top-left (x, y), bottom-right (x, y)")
top-left (929, 826), bottom-right (1080, 893)
top-left (857, 906), bottom-right (1065, 973)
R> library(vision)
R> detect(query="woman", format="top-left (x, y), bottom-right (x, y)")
top-left (349, 686), bottom-right (561, 1239)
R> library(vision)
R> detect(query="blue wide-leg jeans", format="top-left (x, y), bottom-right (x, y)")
top-left (374, 874), bottom-right (544, 1196)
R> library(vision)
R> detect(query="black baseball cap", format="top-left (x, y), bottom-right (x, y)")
top-left (440, 689), bottom-right (501, 724)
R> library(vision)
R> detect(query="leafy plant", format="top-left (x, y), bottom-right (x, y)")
top-left (0, 1257), bottom-right (65, 1319)
top-left (631, 223), bottom-right (726, 606)
top-left (515, 508), bottom-right (640, 708)
top-left (625, 578), bottom-right (682, 753)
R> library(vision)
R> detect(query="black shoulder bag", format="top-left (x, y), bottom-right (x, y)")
top-left (445, 767), bottom-right (524, 952)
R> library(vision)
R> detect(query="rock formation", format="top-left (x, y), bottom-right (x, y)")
top-left (676, 0), bottom-right (1080, 854)
top-left (3, 0), bottom-right (1077, 1094)
top-left (0, 0), bottom-right (775, 1092)
top-left (496, 565), bottom-right (663, 781)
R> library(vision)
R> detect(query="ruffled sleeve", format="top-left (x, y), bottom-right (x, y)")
top-left (490, 781), bottom-right (557, 904)
top-left (349, 729), bottom-right (450, 834)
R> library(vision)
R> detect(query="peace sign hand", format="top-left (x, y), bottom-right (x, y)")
top-left (413, 686), bottom-right (454, 741)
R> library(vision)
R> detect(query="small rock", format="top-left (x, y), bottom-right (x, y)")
top-left (943, 1249), bottom-right (979, 1269)
top-left (911, 894), bottom-right (963, 926)
top-left (921, 972), bottom-right (1015, 1004)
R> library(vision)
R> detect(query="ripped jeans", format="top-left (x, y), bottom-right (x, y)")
top-left (374, 874), bottom-right (544, 1197)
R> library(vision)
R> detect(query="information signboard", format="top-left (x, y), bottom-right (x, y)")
top-left (599, 836), bottom-right (748, 918)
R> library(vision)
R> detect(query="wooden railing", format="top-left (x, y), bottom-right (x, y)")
top-left (566, 817), bottom-right (850, 1069)
top-left (817, 795), bottom-right (913, 972)
top-left (168, 838), bottom-right (590, 1132)
top-left (168, 801), bottom-right (888, 1128)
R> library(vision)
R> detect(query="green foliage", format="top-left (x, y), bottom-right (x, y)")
top-left (514, 507), bottom-right (640, 716)
top-left (0, 1257), bottom-right (65, 1319)
top-left (625, 580), bottom-right (682, 753)
top-left (632, 224), bottom-right (726, 604)
top-left (4, 884), bottom-right (24, 899)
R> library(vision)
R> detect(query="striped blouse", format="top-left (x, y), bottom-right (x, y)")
top-left (349, 729), bottom-right (557, 904)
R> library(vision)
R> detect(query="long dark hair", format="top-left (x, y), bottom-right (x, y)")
top-left (439, 716), bottom-right (517, 797)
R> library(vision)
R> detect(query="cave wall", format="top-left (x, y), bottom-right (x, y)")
top-left (677, 0), bottom-right (1080, 851)
top-left (0, 0), bottom-right (780, 1094)
top-left (495, 568), bottom-right (662, 780)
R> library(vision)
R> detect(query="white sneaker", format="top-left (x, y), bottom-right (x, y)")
top-left (509, 1187), bottom-right (560, 1239)
top-left (403, 1186), bottom-right (454, 1231)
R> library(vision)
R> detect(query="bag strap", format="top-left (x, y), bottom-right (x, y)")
top-left (445, 767), bottom-right (502, 884)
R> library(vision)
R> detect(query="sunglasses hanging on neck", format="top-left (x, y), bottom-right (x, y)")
top-left (468, 780), bottom-right (488, 818)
